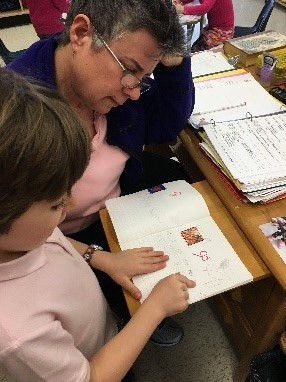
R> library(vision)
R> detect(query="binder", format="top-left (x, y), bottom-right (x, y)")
top-left (187, 63), bottom-right (286, 204)
top-left (200, 111), bottom-right (286, 203)
top-left (189, 69), bottom-right (283, 130)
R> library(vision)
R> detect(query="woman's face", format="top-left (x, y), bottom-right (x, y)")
top-left (69, 28), bottom-right (162, 114)
top-left (0, 195), bottom-right (70, 258)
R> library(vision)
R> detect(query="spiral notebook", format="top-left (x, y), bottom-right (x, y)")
top-left (189, 69), bottom-right (283, 130)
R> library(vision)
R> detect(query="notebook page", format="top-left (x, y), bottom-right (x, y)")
top-left (204, 113), bottom-right (286, 183)
top-left (127, 216), bottom-right (253, 304)
top-left (191, 51), bottom-right (234, 78)
top-left (105, 180), bottom-right (209, 245)
top-left (190, 72), bottom-right (282, 127)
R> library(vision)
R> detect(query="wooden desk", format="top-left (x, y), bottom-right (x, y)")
top-left (179, 14), bottom-right (205, 52)
top-left (179, 129), bottom-right (286, 290)
top-left (177, 128), bottom-right (286, 381)
top-left (100, 180), bottom-right (271, 382)
top-left (100, 181), bottom-right (268, 314)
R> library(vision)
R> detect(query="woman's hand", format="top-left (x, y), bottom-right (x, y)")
top-left (95, 247), bottom-right (169, 300)
top-left (160, 54), bottom-right (184, 67)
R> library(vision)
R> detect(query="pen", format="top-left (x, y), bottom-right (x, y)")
top-left (193, 101), bottom-right (247, 116)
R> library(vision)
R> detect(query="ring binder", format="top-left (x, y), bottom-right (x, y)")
top-left (246, 111), bottom-right (253, 121)
top-left (192, 101), bottom-right (247, 116)
top-left (189, 71), bottom-right (283, 129)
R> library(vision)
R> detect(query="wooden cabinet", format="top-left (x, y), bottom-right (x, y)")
top-left (211, 277), bottom-right (277, 355)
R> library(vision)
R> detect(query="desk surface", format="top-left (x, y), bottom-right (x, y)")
top-left (180, 129), bottom-right (286, 291)
top-left (100, 180), bottom-right (269, 315)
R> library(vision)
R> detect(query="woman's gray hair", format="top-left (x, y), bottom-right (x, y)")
top-left (60, 0), bottom-right (185, 55)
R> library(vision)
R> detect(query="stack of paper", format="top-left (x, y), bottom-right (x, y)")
top-left (201, 112), bottom-right (286, 203)
top-left (187, 68), bottom-right (286, 203)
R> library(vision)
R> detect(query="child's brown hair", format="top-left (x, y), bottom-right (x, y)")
top-left (0, 68), bottom-right (91, 234)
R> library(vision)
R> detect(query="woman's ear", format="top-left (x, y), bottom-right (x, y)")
top-left (69, 14), bottom-right (93, 49)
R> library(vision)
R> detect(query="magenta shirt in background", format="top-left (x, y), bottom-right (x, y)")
top-left (23, 0), bottom-right (70, 35)
top-left (181, 0), bottom-right (234, 30)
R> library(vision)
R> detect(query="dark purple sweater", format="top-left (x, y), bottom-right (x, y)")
top-left (8, 36), bottom-right (195, 182)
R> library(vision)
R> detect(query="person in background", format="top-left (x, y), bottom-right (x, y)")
top-left (8, 0), bottom-right (195, 346)
top-left (174, 0), bottom-right (234, 52)
top-left (22, 0), bottom-right (70, 39)
top-left (0, 67), bottom-right (195, 382)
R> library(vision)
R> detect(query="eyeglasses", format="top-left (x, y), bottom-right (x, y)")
top-left (94, 30), bottom-right (151, 95)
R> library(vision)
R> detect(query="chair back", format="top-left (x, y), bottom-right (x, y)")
top-left (0, 39), bottom-right (26, 65)
top-left (252, 0), bottom-right (275, 33)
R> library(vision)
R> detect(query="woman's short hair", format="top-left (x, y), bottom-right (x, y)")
top-left (61, 0), bottom-right (185, 55)
top-left (0, 68), bottom-right (90, 234)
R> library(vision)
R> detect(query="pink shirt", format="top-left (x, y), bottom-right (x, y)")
top-left (181, 0), bottom-right (234, 30)
top-left (0, 228), bottom-right (117, 382)
top-left (60, 114), bottom-right (129, 235)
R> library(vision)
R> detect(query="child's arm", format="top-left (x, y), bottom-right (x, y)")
top-left (89, 273), bottom-right (195, 382)
top-left (175, 0), bottom-right (217, 16)
top-left (68, 238), bottom-right (169, 300)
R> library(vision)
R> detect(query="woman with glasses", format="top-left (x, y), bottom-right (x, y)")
top-left (8, 0), bottom-right (195, 350)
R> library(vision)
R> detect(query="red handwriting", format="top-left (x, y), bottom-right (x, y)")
top-left (193, 250), bottom-right (210, 261)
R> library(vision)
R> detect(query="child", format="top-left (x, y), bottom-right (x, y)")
top-left (174, 0), bottom-right (234, 52)
top-left (21, 0), bottom-right (70, 39)
top-left (0, 68), bottom-right (195, 382)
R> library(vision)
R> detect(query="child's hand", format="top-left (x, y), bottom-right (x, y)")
top-left (147, 273), bottom-right (196, 317)
top-left (100, 247), bottom-right (169, 300)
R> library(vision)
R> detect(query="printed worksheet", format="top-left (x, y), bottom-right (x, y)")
top-left (203, 113), bottom-right (286, 187)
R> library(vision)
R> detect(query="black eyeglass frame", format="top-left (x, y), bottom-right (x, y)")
top-left (93, 29), bottom-right (151, 95)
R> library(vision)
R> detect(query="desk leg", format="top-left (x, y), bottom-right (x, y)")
top-left (233, 282), bottom-right (286, 382)
top-left (186, 24), bottom-right (195, 52)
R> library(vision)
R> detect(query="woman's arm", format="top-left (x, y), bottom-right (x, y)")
top-left (176, 0), bottom-right (217, 16)
top-left (142, 55), bottom-right (195, 144)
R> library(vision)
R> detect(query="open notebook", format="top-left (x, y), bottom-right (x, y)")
top-left (105, 180), bottom-right (253, 304)
top-left (189, 69), bottom-right (283, 129)
top-left (190, 51), bottom-right (234, 78)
